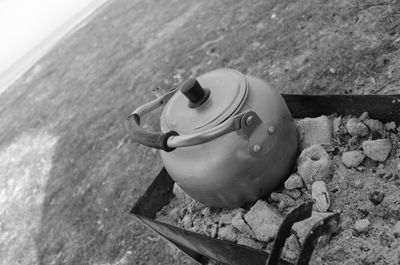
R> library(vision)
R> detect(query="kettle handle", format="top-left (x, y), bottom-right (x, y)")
top-left (127, 89), bottom-right (259, 152)
top-left (126, 88), bottom-right (179, 152)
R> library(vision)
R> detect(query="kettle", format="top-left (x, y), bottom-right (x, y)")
top-left (129, 69), bottom-right (298, 208)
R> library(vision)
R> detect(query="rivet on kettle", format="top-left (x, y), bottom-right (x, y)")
top-left (246, 116), bottom-right (254, 126)
top-left (268, 126), bottom-right (275, 134)
top-left (253, 144), bottom-right (262, 153)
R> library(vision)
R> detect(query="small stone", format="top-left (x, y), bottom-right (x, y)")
top-left (356, 166), bottom-right (366, 171)
top-left (353, 179), bottom-right (363, 189)
top-left (369, 191), bottom-right (385, 205)
top-left (277, 200), bottom-right (286, 210)
top-left (270, 192), bottom-right (296, 207)
top-left (237, 236), bottom-right (264, 249)
top-left (392, 221), bottom-right (400, 238)
top-left (397, 163), bottom-right (400, 172)
top-left (359, 112), bottom-right (369, 121)
top-left (284, 173), bottom-right (304, 190)
top-left (217, 225), bottom-right (238, 242)
top-left (182, 214), bottom-right (193, 229)
top-left (342, 150), bottom-right (365, 168)
top-left (317, 234), bottom-right (331, 247)
top-left (296, 116), bottom-right (333, 151)
top-left (354, 218), bottom-right (370, 233)
top-left (244, 200), bottom-right (283, 242)
top-left (347, 136), bottom-right (359, 150)
top-left (170, 208), bottom-right (181, 219)
top-left (178, 208), bottom-right (186, 219)
top-left (297, 144), bottom-right (331, 185)
top-left (341, 216), bottom-right (353, 230)
top-left (210, 224), bottom-right (218, 238)
top-left (201, 207), bottom-right (211, 217)
top-left (292, 211), bottom-right (339, 244)
top-left (343, 259), bottom-right (358, 265)
top-left (283, 234), bottom-right (301, 261)
top-left (285, 189), bottom-right (302, 199)
top-left (346, 118), bottom-right (369, 137)
top-left (362, 139), bottom-right (392, 162)
top-left (219, 213), bottom-right (233, 225)
top-left (385, 121), bottom-right (397, 132)
top-left (283, 249), bottom-right (298, 261)
top-left (312, 181), bottom-right (331, 212)
top-left (231, 212), bottom-right (255, 237)
top-left (364, 119), bottom-right (385, 137)
top-left (333, 117), bottom-right (342, 137)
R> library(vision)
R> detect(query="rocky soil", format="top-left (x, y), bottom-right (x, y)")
top-left (157, 112), bottom-right (400, 264)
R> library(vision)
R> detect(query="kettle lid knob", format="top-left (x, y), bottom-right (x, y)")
top-left (180, 78), bottom-right (210, 108)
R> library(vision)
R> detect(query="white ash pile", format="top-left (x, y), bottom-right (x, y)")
top-left (157, 112), bottom-right (400, 264)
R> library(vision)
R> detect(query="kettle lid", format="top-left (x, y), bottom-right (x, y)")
top-left (162, 69), bottom-right (248, 134)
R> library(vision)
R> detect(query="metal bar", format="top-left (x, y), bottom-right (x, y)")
top-left (130, 88), bottom-right (178, 118)
top-left (266, 202), bottom-right (313, 265)
top-left (295, 213), bottom-right (340, 265)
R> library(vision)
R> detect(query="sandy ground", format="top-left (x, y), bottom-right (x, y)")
top-left (1, 0), bottom-right (400, 264)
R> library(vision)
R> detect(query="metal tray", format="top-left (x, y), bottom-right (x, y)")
top-left (131, 94), bottom-right (400, 265)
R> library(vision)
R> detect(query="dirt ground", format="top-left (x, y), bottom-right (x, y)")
top-left (1, 0), bottom-right (400, 264)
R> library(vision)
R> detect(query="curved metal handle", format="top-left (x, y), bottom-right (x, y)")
top-left (127, 88), bottom-right (260, 151)
top-left (127, 88), bottom-right (179, 152)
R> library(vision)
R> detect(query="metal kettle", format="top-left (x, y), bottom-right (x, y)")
top-left (129, 69), bottom-right (298, 208)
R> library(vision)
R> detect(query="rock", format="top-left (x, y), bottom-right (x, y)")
top-left (219, 213), bottom-right (233, 225)
top-left (283, 249), bottom-right (298, 261)
top-left (392, 221), bottom-right (400, 238)
top-left (201, 207), bottom-right (211, 217)
top-left (364, 119), bottom-right (385, 137)
top-left (346, 118), bottom-right (369, 137)
top-left (385, 121), bottom-right (397, 132)
top-left (237, 236), bottom-right (264, 249)
top-left (283, 234), bottom-right (301, 261)
top-left (397, 163), bottom-right (400, 172)
top-left (369, 191), bottom-right (385, 205)
top-left (359, 112), bottom-right (369, 121)
top-left (270, 192), bottom-right (296, 207)
top-left (231, 211), bottom-right (255, 237)
top-left (296, 116), bottom-right (333, 151)
top-left (317, 234), bottom-right (331, 247)
top-left (354, 218), bottom-right (370, 233)
top-left (217, 225), bottom-right (238, 242)
top-left (312, 181), bottom-right (330, 212)
top-left (341, 150), bottom-right (365, 168)
top-left (353, 179), bottom-right (363, 189)
top-left (297, 144), bottom-right (331, 185)
top-left (356, 166), bottom-right (366, 171)
top-left (277, 201), bottom-right (286, 210)
top-left (343, 259), bottom-right (358, 265)
top-left (244, 200), bottom-right (283, 242)
top-left (347, 136), bottom-right (359, 150)
top-left (210, 224), bottom-right (218, 238)
top-left (170, 207), bottom-right (181, 219)
top-left (182, 214), bottom-right (193, 229)
top-left (292, 211), bottom-right (339, 244)
top-left (362, 139), bottom-right (392, 162)
top-left (284, 173), bottom-right (304, 190)
top-left (333, 117), bottom-right (342, 137)
top-left (284, 189), bottom-right (302, 199)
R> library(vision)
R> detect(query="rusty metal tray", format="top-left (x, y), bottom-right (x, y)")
top-left (131, 94), bottom-right (400, 265)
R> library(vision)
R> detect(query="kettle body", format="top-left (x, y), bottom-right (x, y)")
top-left (129, 69), bottom-right (298, 208)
